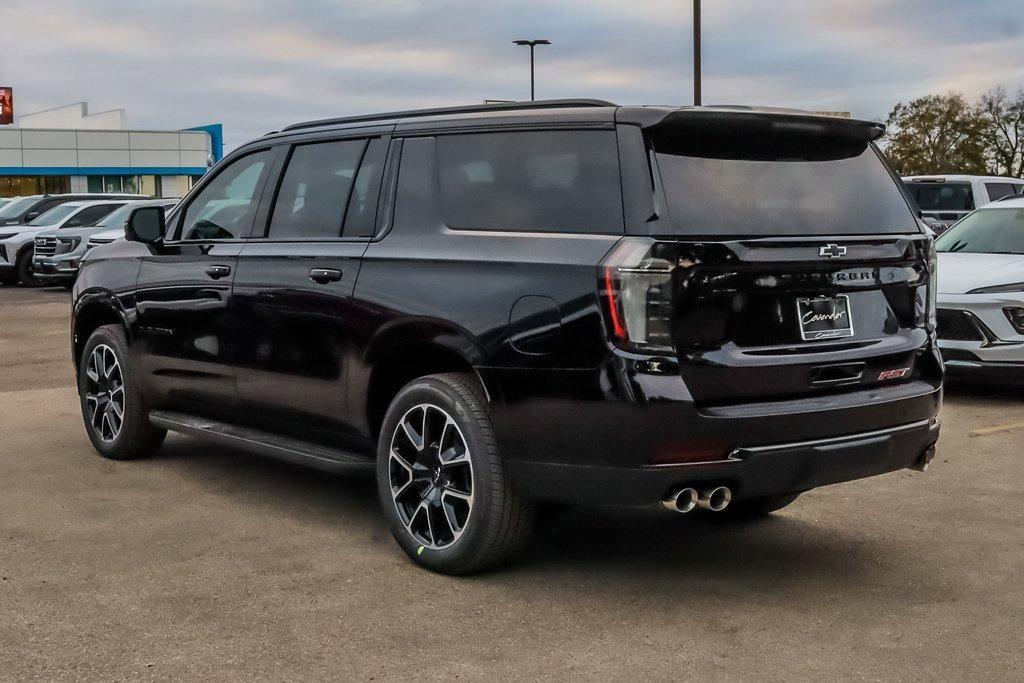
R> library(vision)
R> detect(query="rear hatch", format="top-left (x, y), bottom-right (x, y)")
top-left (604, 110), bottom-right (935, 405)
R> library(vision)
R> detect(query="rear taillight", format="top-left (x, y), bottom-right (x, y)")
top-left (601, 238), bottom-right (676, 352)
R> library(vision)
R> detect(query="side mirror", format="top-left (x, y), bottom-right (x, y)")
top-left (125, 206), bottom-right (165, 245)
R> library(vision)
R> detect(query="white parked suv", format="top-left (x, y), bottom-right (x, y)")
top-left (934, 194), bottom-right (1024, 382)
top-left (33, 199), bottom-right (178, 285)
top-left (903, 175), bottom-right (1024, 235)
top-left (0, 200), bottom-right (128, 285)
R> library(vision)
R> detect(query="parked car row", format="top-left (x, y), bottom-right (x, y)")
top-left (0, 193), bottom-right (177, 286)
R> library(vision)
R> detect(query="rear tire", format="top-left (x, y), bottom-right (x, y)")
top-left (376, 373), bottom-right (533, 574)
top-left (78, 324), bottom-right (166, 460)
top-left (718, 492), bottom-right (801, 519)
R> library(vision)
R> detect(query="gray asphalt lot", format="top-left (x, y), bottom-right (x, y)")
top-left (2, 286), bottom-right (1023, 679)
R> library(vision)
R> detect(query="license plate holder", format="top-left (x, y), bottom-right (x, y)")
top-left (797, 295), bottom-right (854, 341)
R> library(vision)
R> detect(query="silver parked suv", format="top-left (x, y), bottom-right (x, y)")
top-left (33, 199), bottom-right (178, 285)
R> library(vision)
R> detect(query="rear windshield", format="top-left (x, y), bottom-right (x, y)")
top-left (648, 116), bottom-right (919, 236)
top-left (903, 182), bottom-right (975, 212)
top-left (935, 208), bottom-right (1024, 255)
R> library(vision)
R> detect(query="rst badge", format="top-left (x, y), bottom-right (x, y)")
top-left (878, 367), bottom-right (910, 381)
top-left (796, 296), bottom-right (854, 341)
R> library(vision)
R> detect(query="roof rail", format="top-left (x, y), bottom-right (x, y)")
top-left (281, 98), bottom-right (617, 132)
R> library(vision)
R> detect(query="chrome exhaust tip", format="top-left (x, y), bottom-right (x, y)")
top-left (661, 487), bottom-right (699, 514)
top-left (697, 486), bottom-right (732, 512)
top-left (910, 445), bottom-right (936, 472)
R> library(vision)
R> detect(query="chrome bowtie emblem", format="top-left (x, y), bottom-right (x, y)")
top-left (819, 243), bottom-right (847, 259)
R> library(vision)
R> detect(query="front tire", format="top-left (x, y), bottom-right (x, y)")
top-left (376, 373), bottom-right (532, 574)
top-left (16, 249), bottom-right (41, 287)
top-left (78, 325), bottom-right (166, 460)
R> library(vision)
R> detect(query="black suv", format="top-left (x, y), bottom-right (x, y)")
top-left (72, 100), bottom-right (942, 574)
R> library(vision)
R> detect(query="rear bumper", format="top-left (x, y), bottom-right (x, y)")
top-left (506, 418), bottom-right (940, 505)
top-left (484, 359), bottom-right (942, 506)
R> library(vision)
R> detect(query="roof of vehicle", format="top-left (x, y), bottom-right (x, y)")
top-left (259, 99), bottom-right (885, 144)
top-left (58, 199), bottom-right (132, 211)
top-left (902, 175), bottom-right (1024, 183)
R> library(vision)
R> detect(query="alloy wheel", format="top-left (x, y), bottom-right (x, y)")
top-left (84, 344), bottom-right (125, 443)
top-left (388, 403), bottom-right (474, 550)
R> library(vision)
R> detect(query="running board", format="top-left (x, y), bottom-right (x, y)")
top-left (148, 410), bottom-right (375, 473)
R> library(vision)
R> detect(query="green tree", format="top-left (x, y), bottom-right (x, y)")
top-left (979, 86), bottom-right (1024, 178)
top-left (882, 93), bottom-right (987, 175)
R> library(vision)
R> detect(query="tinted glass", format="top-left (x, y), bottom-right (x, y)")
top-left (985, 183), bottom-right (1020, 202)
top-left (268, 139), bottom-right (366, 239)
top-left (29, 204), bottom-right (78, 226)
top-left (344, 137), bottom-right (387, 237)
top-left (935, 208), bottom-right (1024, 255)
top-left (180, 150), bottom-right (272, 240)
top-left (903, 182), bottom-right (975, 211)
top-left (68, 204), bottom-right (123, 227)
top-left (650, 122), bottom-right (917, 236)
top-left (436, 130), bottom-right (623, 233)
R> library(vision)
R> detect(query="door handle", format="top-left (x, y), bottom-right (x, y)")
top-left (205, 264), bottom-right (232, 279)
top-left (309, 268), bottom-right (343, 284)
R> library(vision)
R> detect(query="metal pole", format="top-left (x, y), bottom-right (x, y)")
top-left (530, 45), bottom-right (536, 101)
top-left (693, 0), bottom-right (702, 106)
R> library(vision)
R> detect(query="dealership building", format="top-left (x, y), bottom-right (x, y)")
top-left (0, 102), bottom-right (222, 198)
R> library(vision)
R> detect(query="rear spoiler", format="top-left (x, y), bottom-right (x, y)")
top-left (618, 106), bottom-right (883, 142)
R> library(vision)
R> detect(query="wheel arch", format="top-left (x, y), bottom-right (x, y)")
top-left (361, 319), bottom-right (494, 440)
top-left (72, 292), bottom-right (131, 368)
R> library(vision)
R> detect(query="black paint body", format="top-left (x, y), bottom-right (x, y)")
top-left (72, 103), bottom-right (942, 506)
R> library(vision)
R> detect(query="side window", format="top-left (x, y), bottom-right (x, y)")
top-left (986, 183), bottom-right (1017, 202)
top-left (70, 204), bottom-right (121, 227)
top-left (180, 149), bottom-right (272, 240)
top-left (344, 137), bottom-right (388, 238)
top-left (267, 139), bottom-right (366, 239)
top-left (435, 130), bottom-right (623, 234)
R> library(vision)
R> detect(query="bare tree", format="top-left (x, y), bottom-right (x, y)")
top-left (979, 86), bottom-right (1024, 178)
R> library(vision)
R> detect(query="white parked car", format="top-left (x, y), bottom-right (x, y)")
top-left (0, 199), bottom-right (128, 285)
top-left (935, 195), bottom-right (1024, 381)
top-left (903, 175), bottom-right (1024, 235)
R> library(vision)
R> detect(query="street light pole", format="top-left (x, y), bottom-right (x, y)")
top-left (513, 39), bottom-right (551, 101)
top-left (693, 0), bottom-right (702, 106)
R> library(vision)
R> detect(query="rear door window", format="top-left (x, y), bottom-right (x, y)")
top-left (267, 139), bottom-right (367, 240)
top-left (436, 130), bottom-right (623, 234)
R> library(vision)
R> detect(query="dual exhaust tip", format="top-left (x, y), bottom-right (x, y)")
top-left (662, 486), bottom-right (732, 513)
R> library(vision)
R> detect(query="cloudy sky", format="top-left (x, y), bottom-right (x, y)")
top-left (2, 0), bottom-right (1023, 150)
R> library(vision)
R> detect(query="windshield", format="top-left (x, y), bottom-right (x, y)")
top-left (903, 182), bottom-right (975, 212)
top-left (0, 196), bottom-right (38, 219)
top-left (648, 117), bottom-right (918, 236)
top-left (935, 208), bottom-right (1024, 255)
top-left (29, 204), bottom-right (79, 226)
